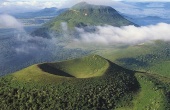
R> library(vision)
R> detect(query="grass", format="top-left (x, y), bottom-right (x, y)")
top-left (116, 72), bottom-right (170, 110)
top-left (12, 65), bottom-right (71, 84)
top-left (11, 55), bottom-right (110, 84)
top-left (46, 55), bottom-right (109, 78)
top-left (150, 61), bottom-right (170, 77)
top-left (133, 73), bottom-right (166, 110)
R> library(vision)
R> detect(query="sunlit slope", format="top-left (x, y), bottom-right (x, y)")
top-left (133, 73), bottom-right (169, 110)
top-left (42, 55), bottom-right (109, 78)
top-left (11, 65), bottom-right (72, 83)
top-left (11, 55), bottom-right (110, 83)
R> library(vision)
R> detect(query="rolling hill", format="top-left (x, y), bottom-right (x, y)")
top-left (0, 55), bottom-right (139, 109)
top-left (32, 2), bottom-right (136, 38)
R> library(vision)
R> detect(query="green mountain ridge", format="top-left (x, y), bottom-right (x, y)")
top-left (32, 2), bottom-right (135, 38)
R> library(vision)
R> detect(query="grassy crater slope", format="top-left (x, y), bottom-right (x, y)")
top-left (11, 55), bottom-right (110, 82)
top-left (0, 55), bottom-right (139, 109)
top-left (40, 54), bottom-right (109, 78)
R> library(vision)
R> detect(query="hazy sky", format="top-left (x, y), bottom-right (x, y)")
top-left (0, 0), bottom-right (170, 13)
top-left (1, 0), bottom-right (170, 9)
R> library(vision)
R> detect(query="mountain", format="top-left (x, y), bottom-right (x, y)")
top-left (32, 2), bottom-right (136, 38)
top-left (0, 55), bottom-right (139, 109)
top-left (13, 8), bottom-right (68, 19)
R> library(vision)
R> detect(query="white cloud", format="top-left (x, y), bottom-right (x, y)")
top-left (0, 14), bottom-right (23, 29)
top-left (0, 14), bottom-right (60, 54)
top-left (74, 23), bottom-right (170, 45)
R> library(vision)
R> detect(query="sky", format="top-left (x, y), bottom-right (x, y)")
top-left (0, 0), bottom-right (170, 14)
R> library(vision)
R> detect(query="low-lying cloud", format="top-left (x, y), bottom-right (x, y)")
top-left (0, 14), bottom-right (73, 75)
top-left (74, 23), bottom-right (170, 45)
top-left (0, 14), bottom-right (23, 29)
top-left (14, 32), bottom-right (59, 54)
top-left (0, 14), bottom-right (60, 56)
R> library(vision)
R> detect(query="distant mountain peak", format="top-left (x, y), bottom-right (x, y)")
top-left (72, 2), bottom-right (88, 8)
top-left (71, 2), bottom-right (118, 15)
top-left (71, 2), bottom-right (111, 10)
top-left (32, 2), bottom-right (136, 37)
top-left (76, 1), bottom-right (88, 5)
top-left (43, 7), bottom-right (57, 10)
top-left (41, 7), bottom-right (58, 13)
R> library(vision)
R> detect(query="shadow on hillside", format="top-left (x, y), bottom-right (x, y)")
top-left (107, 61), bottom-right (140, 91)
top-left (38, 64), bottom-right (74, 77)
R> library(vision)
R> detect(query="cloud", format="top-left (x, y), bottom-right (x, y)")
top-left (74, 23), bottom-right (170, 45)
top-left (0, 14), bottom-right (58, 55)
top-left (14, 33), bottom-right (59, 54)
top-left (0, 14), bottom-right (23, 29)
top-left (146, 3), bottom-right (165, 8)
top-left (12, 26), bottom-right (60, 55)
